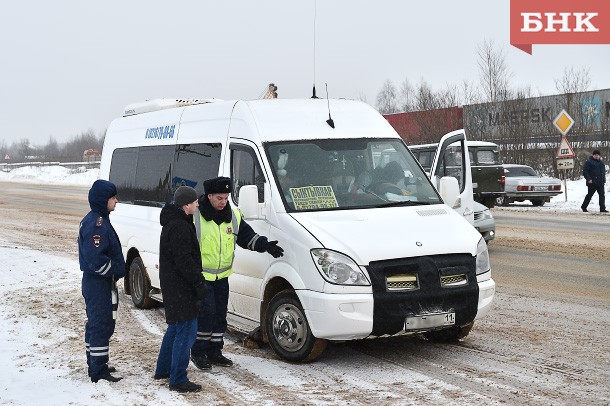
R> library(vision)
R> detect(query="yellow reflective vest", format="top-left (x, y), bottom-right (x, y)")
top-left (194, 208), bottom-right (242, 281)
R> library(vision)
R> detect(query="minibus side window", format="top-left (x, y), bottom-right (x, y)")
top-left (173, 143), bottom-right (222, 198)
top-left (133, 145), bottom-right (174, 207)
top-left (109, 147), bottom-right (137, 204)
top-left (230, 145), bottom-right (265, 204)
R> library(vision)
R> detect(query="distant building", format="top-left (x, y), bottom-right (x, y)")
top-left (83, 149), bottom-right (101, 161)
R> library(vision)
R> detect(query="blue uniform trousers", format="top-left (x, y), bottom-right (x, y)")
top-left (155, 318), bottom-right (198, 385)
top-left (191, 278), bottom-right (229, 358)
top-left (82, 276), bottom-right (115, 380)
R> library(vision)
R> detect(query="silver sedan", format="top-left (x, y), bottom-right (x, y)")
top-left (495, 164), bottom-right (562, 207)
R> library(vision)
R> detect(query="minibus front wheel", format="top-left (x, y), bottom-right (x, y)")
top-left (129, 257), bottom-right (155, 309)
top-left (266, 290), bottom-right (327, 362)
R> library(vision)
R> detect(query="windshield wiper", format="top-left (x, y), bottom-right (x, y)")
top-left (375, 200), bottom-right (434, 208)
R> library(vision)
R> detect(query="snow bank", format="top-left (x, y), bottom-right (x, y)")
top-left (0, 165), bottom-right (99, 186)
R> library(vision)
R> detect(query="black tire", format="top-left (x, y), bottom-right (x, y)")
top-left (265, 290), bottom-right (327, 362)
top-left (423, 321), bottom-right (474, 342)
top-left (531, 199), bottom-right (545, 207)
top-left (129, 257), bottom-right (155, 309)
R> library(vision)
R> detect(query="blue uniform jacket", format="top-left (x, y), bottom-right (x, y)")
top-left (79, 180), bottom-right (126, 280)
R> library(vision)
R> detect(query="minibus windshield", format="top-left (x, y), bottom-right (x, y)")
top-left (265, 138), bottom-right (442, 212)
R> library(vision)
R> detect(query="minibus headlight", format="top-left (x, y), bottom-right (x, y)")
top-left (475, 237), bottom-right (491, 278)
top-left (311, 249), bottom-right (370, 286)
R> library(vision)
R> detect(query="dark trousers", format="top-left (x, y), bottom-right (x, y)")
top-left (582, 183), bottom-right (606, 211)
top-left (191, 278), bottom-right (229, 358)
top-left (82, 276), bottom-right (115, 380)
top-left (155, 318), bottom-right (197, 385)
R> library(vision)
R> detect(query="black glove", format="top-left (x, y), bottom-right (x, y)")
top-left (195, 281), bottom-right (208, 299)
top-left (265, 240), bottom-right (284, 258)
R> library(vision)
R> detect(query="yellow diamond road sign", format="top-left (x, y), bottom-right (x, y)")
top-left (553, 109), bottom-right (574, 135)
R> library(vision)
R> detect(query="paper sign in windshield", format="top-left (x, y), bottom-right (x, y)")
top-left (290, 186), bottom-right (338, 210)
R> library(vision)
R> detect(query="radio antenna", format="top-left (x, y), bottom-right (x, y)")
top-left (325, 83), bottom-right (334, 128)
top-left (311, 0), bottom-right (319, 99)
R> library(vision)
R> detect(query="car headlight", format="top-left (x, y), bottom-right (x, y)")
top-left (475, 237), bottom-right (491, 278)
top-left (482, 208), bottom-right (493, 220)
top-left (311, 249), bottom-right (370, 286)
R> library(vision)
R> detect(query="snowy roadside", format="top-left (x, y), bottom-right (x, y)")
top-left (0, 165), bottom-right (99, 186)
top-left (0, 241), bottom-right (190, 406)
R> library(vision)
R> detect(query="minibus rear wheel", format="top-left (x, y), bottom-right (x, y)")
top-left (129, 257), bottom-right (155, 309)
top-left (266, 290), bottom-right (327, 362)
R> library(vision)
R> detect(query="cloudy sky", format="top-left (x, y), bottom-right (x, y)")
top-left (1, 1), bottom-right (609, 146)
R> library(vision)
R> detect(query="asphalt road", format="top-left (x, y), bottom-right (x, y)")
top-left (1, 181), bottom-right (608, 404)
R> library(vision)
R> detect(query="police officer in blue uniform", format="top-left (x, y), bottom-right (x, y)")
top-left (78, 180), bottom-right (126, 383)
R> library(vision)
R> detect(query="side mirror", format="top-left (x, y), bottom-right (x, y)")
top-left (439, 176), bottom-right (460, 208)
top-left (238, 185), bottom-right (259, 219)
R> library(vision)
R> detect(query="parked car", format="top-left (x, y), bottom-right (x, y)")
top-left (496, 164), bottom-right (562, 207)
top-left (410, 141), bottom-right (505, 208)
top-left (473, 201), bottom-right (495, 242)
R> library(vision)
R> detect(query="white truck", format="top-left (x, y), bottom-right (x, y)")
top-left (100, 98), bottom-right (495, 362)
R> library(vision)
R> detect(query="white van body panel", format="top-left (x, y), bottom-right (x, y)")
top-left (290, 206), bottom-right (479, 266)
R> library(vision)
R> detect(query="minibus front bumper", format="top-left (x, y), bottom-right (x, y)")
top-left (298, 291), bottom-right (374, 340)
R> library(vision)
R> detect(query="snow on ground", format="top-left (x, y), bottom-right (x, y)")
top-left (0, 165), bottom-right (99, 186)
top-left (0, 241), bottom-right (191, 406)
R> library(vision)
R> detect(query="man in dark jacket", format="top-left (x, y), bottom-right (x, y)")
top-left (154, 186), bottom-right (207, 393)
top-left (190, 177), bottom-right (284, 370)
top-left (581, 150), bottom-right (607, 213)
top-left (79, 179), bottom-right (126, 383)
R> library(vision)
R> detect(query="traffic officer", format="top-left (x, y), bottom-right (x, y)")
top-left (78, 179), bottom-right (126, 383)
top-left (190, 177), bottom-right (284, 370)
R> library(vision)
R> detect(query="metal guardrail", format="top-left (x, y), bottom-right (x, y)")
top-left (0, 161), bottom-right (101, 172)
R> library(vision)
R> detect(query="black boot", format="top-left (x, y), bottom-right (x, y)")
top-left (209, 353), bottom-right (233, 367)
top-left (91, 372), bottom-right (123, 383)
top-left (169, 380), bottom-right (201, 393)
top-left (190, 354), bottom-right (212, 370)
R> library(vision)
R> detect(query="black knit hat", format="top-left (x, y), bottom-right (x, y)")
top-left (174, 186), bottom-right (198, 206)
top-left (592, 149), bottom-right (601, 156)
top-left (204, 177), bottom-right (233, 194)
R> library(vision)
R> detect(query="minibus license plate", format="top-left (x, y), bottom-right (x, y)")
top-left (405, 312), bottom-right (455, 330)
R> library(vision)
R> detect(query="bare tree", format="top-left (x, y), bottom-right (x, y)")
top-left (554, 66), bottom-right (591, 94)
top-left (414, 79), bottom-right (438, 111)
top-left (460, 80), bottom-right (481, 105)
top-left (16, 139), bottom-right (32, 160)
top-left (437, 83), bottom-right (461, 108)
top-left (0, 139), bottom-right (7, 162)
top-left (63, 129), bottom-right (100, 161)
top-left (399, 77), bottom-right (415, 112)
top-left (375, 79), bottom-right (398, 114)
top-left (477, 39), bottom-right (513, 102)
top-left (357, 91), bottom-right (368, 104)
top-left (43, 135), bottom-right (60, 161)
